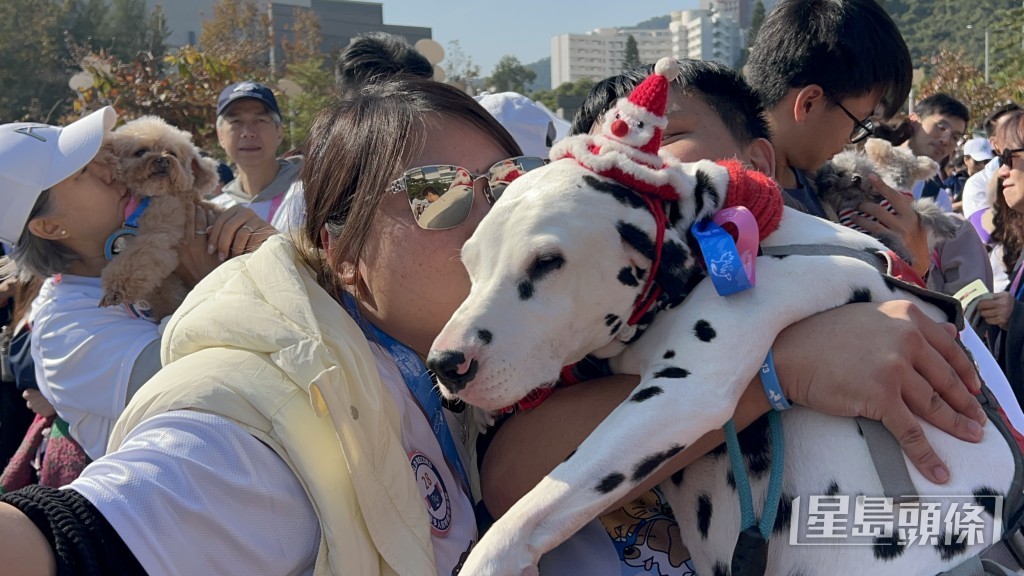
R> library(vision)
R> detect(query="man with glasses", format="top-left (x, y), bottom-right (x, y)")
top-left (901, 93), bottom-right (970, 213)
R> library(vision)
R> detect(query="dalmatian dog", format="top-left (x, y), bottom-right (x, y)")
top-left (426, 154), bottom-right (1017, 576)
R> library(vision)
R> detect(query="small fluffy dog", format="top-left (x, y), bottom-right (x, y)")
top-left (99, 116), bottom-right (218, 319)
top-left (815, 138), bottom-right (958, 263)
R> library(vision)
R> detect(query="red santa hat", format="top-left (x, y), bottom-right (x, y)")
top-left (616, 57), bottom-right (677, 156)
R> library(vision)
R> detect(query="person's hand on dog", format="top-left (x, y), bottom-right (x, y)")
top-left (206, 205), bottom-right (276, 261)
top-left (775, 299), bottom-right (985, 484)
top-left (176, 204), bottom-right (221, 288)
top-left (852, 174), bottom-right (932, 277)
top-left (978, 291), bottom-right (1015, 331)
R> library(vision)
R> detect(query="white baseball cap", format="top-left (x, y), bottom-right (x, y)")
top-left (474, 92), bottom-right (570, 158)
top-left (0, 106), bottom-right (116, 245)
top-left (963, 137), bottom-right (994, 162)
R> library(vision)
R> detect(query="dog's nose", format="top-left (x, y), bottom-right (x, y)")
top-left (426, 349), bottom-right (478, 394)
top-left (154, 156), bottom-right (169, 168)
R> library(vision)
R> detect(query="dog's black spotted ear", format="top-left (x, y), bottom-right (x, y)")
top-left (191, 156), bottom-right (219, 196)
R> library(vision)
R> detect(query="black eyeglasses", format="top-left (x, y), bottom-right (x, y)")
top-left (835, 101), bottom-right (875, 144)
top-left (999, 148), bottom-right (1024, 168)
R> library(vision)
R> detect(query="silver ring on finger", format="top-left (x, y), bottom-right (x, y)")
top-left (242, 225), bottom-right (256, 233)
top-left (195, 229), bottom-right (207, 236)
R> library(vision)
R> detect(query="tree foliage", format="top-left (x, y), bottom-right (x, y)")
top-left (198, 0), bottom-right (272, 76)
top-left (623, 35), bottom-right (640, 71)
top-left (486, 55), bottom-right (537, 94)
top-left (68, 47), bottom-right (241, 156)
top-left (530, 78), bottom-right (595, 120)
top-left (278, 9), bottom-right (334, 151)
top-left (918, 48), bottom-right (1015, 133)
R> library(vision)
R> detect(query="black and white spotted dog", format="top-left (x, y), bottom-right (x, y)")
top-left (426, 156), bottom-right (1017, 576)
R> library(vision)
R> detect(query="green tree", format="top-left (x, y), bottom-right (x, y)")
top-left (486, 55), bottom-right (536, 94)
top-left (199, 0), bottom-right (272, 77)
top-left (623, 35), bottom-right (640, 70)
top-left (144, 4), bottom-right (170, 58)
top-left (70, 47), bottom-right (243, 155)
top-left (104, 0), bottom-right (149, 61)
top-left (740, 0), bottom-right (766, 65)
top-left (68, 0), bottom-right (110, 52)
top-left (531, 78), bottom-right (594, 121)
top-left (918, 48), bottom-right (1006, 133)
top-left (0, 0), bottom-right (73, 121)
top-left (278, 8), bottom-right (335, 148)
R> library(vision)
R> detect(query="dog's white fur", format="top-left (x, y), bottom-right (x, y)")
top-left (429, 158), bottom-right (1016, 575)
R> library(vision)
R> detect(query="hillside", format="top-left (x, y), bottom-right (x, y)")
top-left (884, 0), bottom-right (1018, 72)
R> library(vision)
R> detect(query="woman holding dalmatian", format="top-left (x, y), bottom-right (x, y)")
top-left (0, 107), bottom-right (272, 466)
top-left (0, 77), bottom-right (988, 576)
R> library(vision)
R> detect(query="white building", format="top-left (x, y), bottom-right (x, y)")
top-left (550, 28), bottom-right (672, 88)
top-left (550, 11), bottom-right (743, 89)
top-left (669, 9), bottom-right (742, 68)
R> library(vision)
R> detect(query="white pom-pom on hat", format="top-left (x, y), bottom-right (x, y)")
top-left (654, 57), bottom-right (679, 82)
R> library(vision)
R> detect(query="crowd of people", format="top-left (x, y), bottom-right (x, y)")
top-left (0, 1), bottom-right (1022, 575)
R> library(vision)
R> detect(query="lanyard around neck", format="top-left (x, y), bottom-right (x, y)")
top-left (343, 295), bottom-right (471, 494)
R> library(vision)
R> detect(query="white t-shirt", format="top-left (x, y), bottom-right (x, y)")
top-left (30, 274), bottom-right (160, 459)
top-left (962, 158), bottom-right (1000, 219)
top-left (69, 337), bottom-right (477, 576)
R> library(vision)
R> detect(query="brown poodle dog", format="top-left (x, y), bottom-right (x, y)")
top-left (815, 137), bottom-right (957, 264)
top-left (99, 116), bottom-right (218, 319)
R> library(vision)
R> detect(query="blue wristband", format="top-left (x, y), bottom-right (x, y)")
top-left (760, 348), bottom-right (791, 411)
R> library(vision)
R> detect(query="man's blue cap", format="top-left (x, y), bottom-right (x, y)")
top-left (217, 82), bottom-right (281, 118)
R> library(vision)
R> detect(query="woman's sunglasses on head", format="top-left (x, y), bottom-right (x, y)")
top-left (388, 156), bottom-right (548, 230)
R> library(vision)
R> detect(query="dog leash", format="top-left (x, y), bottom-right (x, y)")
top-left (103, 196), bottom-right (151, 261)
top-left (724, 410), bottom-right (785, 576)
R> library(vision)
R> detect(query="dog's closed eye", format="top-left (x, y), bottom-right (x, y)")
top-left (133, 148), bottom-right (148, 157)
top-left (527, 253), bottom-right (565, 282)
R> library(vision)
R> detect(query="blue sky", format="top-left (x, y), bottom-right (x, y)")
top-left (378, 1), bottom-right (700, 74)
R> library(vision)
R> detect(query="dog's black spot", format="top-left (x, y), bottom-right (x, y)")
top-left (517, 279), bottom-right (534, 300)
top-left (583, 174), bottom-right (646, 209)
top-left (693, 170), bottom-right (715, 219)
top-left (617, 266), bottom-right (639, 287)
top-left (726, 469), bottom-right (736, 490)
top-left (737, 413), bottom-right (773, 479)
top-left (595, 472), bottom-right (625, 494)
top-left (666, 198), bottom-right (683, 226)
top-left (825, 480), bottom-right (841, 496)
top-left (635, 266), bottom-right (647, 280)
top-left (974, 486), bottom-right (1002, 517)
top-left (847, 287), bottom-right (872, 304)
top-left (773, 492), bottom-right (794, 534)
top-left (632, 444), bottom-right (684, 482)
top-left (663, 349), bottom-right (676, 359)
top-left (476, 329), bottom-right (492, 345)
top-left (605, 313), bottom-right (619, 327)
top-left (935, 532), bottom-right (970, 560)
top-left (712, 560), bottom-right (729, 576)
top-left (670, 467), bottom-right (684, 486)
top-left (630, 386), bottom-right (663, 403)
top-left (771, 254), bottom-right (789, 260)
top-left (617, 221), bottom-right (656, 262)
top-left (697, 493), bottom-right (713, 540)
top-left (694, 319), bottom-right (716, 342)
top-left (656, 239), bottom-right (694, 304)
top-left (609, 321), bottom-right (622, 336)
top-left (873, 533), bottom-right (906, 560)
top-left (653, 366), bottom-right (690, 379)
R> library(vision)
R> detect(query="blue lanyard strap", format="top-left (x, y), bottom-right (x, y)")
top-left (343, 295), bottom-right (472, 494)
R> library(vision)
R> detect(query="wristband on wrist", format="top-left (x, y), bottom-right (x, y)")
top-left (760, 348), bottom-right (791, 411)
